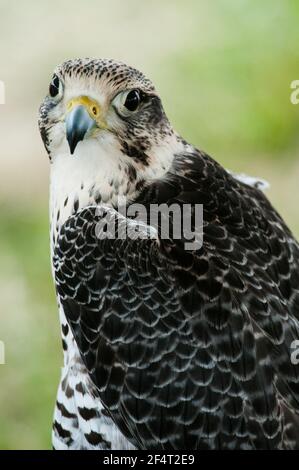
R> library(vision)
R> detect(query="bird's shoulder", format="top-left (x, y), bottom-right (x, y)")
top-left (53, 149), bottom-right (299, 449)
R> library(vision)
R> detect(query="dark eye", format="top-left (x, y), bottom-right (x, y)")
top-left (124, 89), bottom-right (141, 111)
top-left (49, 74), bottom-right (60, 98)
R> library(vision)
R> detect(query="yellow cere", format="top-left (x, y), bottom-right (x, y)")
top-left (66, 96), bottom-right (108, 129)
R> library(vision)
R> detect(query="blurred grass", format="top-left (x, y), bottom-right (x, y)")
top-left (157, 0), bottom-right (299, 164)
top-left (0, 205), bottom-right (60, 449)
top-left (0, 0), bottom-right (299, 449)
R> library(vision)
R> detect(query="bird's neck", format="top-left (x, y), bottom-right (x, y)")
top-left (49, 132), bottom-right (184, 246)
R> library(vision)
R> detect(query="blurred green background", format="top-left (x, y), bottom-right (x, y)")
top-left (0, 0), bottom-right (298, 449)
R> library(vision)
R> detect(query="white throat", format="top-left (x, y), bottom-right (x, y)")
top-left (49, 132), bottom-right (180, 246)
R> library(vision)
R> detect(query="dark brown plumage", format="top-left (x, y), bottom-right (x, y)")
top-left (40, 58), bottom-right (299, 449)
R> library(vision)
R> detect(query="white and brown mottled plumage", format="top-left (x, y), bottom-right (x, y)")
top-left (39, 58), bottom-right (299, 450)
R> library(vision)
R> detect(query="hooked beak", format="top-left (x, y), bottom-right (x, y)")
top-left (66, 105), bottom-right (96, 154)
top-left (65, 96), bottom-right (106, 155)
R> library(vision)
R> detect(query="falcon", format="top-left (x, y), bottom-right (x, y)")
top-left (39, 58), bottom-right (299, 450)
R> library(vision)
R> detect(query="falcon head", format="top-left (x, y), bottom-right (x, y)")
top-left (39, 59), bottom-right (180, 185)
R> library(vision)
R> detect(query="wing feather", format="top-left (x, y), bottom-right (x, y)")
top-left (54, 151), bottom-right (299, 449)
